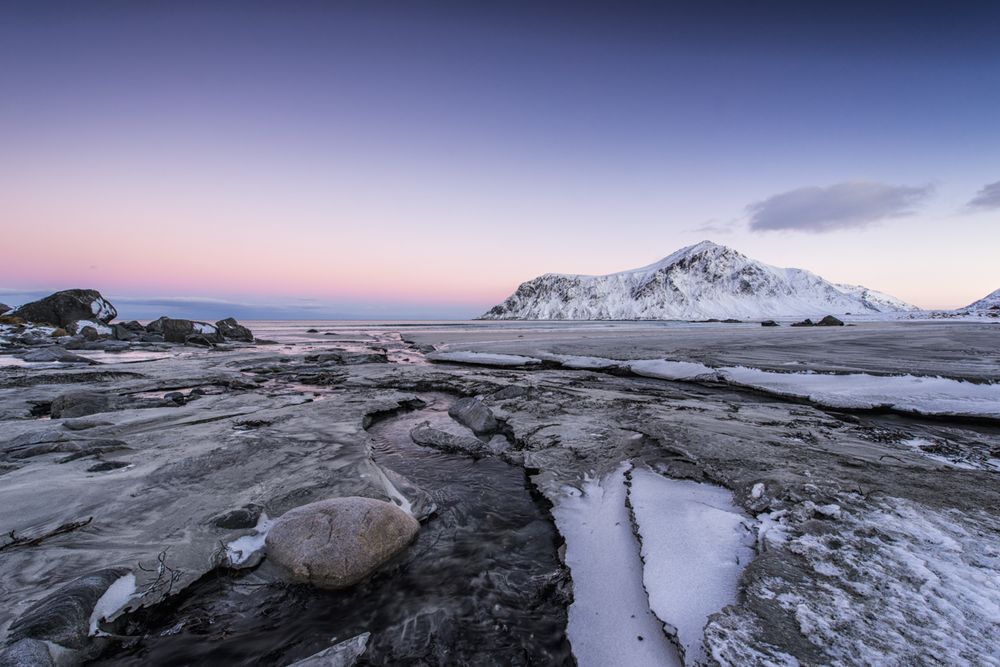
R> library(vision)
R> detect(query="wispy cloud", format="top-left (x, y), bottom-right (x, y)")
top-left (747, 181), bottom-right (934, 232)
top-left (687, 218), bottom-right (742, 235)
top-left (967, 180), bottom-right (1000, 211)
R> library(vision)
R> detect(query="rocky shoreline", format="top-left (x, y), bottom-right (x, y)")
top-left (1, 292), bottom-right (998, 666)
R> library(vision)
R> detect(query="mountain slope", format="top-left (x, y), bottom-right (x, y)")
top-left (482, 241), bottom-right (917, 320)
top-left (961, 288), bottom-right (1000, 313)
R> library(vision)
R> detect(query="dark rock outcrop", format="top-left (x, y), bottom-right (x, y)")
top-left (50, 391), bottom-right (112, 418)
top-left (447, 397), bottom-right (498, 434)
top-left (790, 319), bottom-right (814, 327)
top-left (145, 317), bottom-right (223, 344)
top-left (6, 568), bottom-right (129, 649)
top-left (215, 318), bottom-right (254, 342)
top-left (20, 348), bottom-right (98, 365)
top-left (0, 303), bottom-right (10, 315)
top-left (817, 315), bottom-right (845, 326)
top-left (760, 320), bottom-right (778, 327)
top-left (11, 290), bottom-right (117, 327)
top-left (410, 423), bottom-right (489, 457)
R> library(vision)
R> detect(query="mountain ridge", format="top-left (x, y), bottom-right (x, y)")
top-left (481, 241), bottom-right (917, 320)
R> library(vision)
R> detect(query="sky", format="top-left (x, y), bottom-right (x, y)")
top-left (2, 1), bottom-right (999, 319)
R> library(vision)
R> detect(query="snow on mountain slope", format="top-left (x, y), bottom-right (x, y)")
top-left (961, 288), bottom-right (1000, 313)
top-left (481, 241), bottom-right (917, 320)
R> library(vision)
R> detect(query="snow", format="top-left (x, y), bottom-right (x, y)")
top-left (627, 468), bottom-right (756, 664)
top-left (89, 297), bottom-right (116, 322)
top-left (224, 512), bottom-right (274, 565)
top-left (717, 498), bottom-right (1000, 666)
top-left (426, 351), bottom-right (543, 367)
top-left (550, 463), bottom-right (682, 667)
top-left (627, 359), bottom-right (718, 381)
top-left (751, 482), bottom-right (765, 499)
top-left (721, 366), bottom-right (1000, 418)
top-left (961, 287), bottom-right (1000, 312)
top-left (543, 354), bottom-right (1000, 419)
top-left (71, 320), bottom-right (113, 336)
top-left (192, 322), bottom-right (218, 335)
top-left (89, 572), bottom-right (137, 635)
top-left (482, 241), bottom-right (916, 320)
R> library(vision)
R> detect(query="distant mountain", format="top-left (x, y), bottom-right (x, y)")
top-left (481, 241), bottom-right (917, 320)
top-left (961, 288), bottom-right (1000, 314)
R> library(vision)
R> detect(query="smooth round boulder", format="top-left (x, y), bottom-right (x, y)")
top-left (265, 497), bottom-right (419, 589)
top-left (11, 289), bottom-right (116, 327)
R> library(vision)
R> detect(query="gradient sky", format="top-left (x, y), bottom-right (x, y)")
top-left (2, 1), bottom-right (999, 318)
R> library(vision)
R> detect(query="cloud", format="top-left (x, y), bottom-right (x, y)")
top-left (747, 181), bottom-right (934, 232)
top-left (687, 218), bottom-right (742, 235)
top-left (967, 180), bottom-right (1000, 210)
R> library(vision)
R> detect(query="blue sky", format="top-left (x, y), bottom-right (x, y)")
top-left (1, 1), bottom-right (998, 318)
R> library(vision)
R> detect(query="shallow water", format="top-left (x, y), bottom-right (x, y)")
top-left (89, 393), bottom-right (571, 666)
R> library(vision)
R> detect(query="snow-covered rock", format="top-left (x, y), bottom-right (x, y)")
top-left (482, 241), bottom-right (917, 320)
top-left (11, 289), bottom-right (117, 327)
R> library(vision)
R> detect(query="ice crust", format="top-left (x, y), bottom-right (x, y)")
top-left (224, 513), bottom-right (274, 566)
top-left (551, 463), bottom-right (682, 667)
top-left (425, 351), bottom-right (542, 367)
top-left (627, 468), bottom-right (756, 664)
top-left (89, 573), bottom-right (137, 636)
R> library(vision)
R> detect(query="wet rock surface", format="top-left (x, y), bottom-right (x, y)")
top-left (0, 320), bottom-right (997, 665)
top-left (265, 497), bottom-right (420, 589)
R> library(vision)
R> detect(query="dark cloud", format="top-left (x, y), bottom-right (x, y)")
top-left (967, 180), bottom-right (1000, 210)
top-left (747, 181), bottom-right (934, 233)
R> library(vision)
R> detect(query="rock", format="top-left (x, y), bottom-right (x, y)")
top-left (306, 328), bottom-right (319, 333)
top-left (62, 418), bottom-right (113, 431)
top-left (50, 328), bottom-right (69, 338)
top-left (184, 334), bottom-right (217, 347)
top-left (409, 424), bottom-right (489, 458)
top-left (11, 290), bottom-right (117, 327)
top-left (0, 303), bottom-right (10, 315)
top-left (7, 568), bottom-right (129, 649)
top-left (0, 638), bottom-right (60, 667)
top-left (164, 392), bottom-right (185, 403)
top-left (760, 320), bottom-right (779, 327)
top-left (790, 319), bottom-right (815, 327)
top-left (79, 326), bottom-right (100, 341)
top-left (50, 391), bottom-right (112, 419)
top-left (211, 504), bottom-right (263, 530)
top-left (722, 318), bottom-right (742, 324)
top-left (0, 314), bottom-right (25, 325)
top-left (112, 324), bottom-right (137, 341)
top-left (265, 497), bottom-right (419, 589)
top-left (447, 397), bottom-right (498, 434)
top-left (20, 348), bottom-right (97, 365)
top-left (285, 632), bottom-right (370, 667)
top-left (817, 315), bottom-right (845, 326)
top-left (215, 317), bottom-right (254, 342)
top-left (145, 317), bottom-right (222, 344)
top-left (492, 385), bottom-right (530, 400)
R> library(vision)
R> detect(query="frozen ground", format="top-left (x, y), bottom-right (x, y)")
top-left (1, 319), bottom-right (998, 665)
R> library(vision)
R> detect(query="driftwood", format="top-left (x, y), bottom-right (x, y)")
top-left (0, 517), bottom-right (93, 553)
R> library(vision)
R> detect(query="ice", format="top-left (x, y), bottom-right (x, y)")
top-left (627, 468), bottom-right (756, 664)
top-left (550, 463), bottom-right (682, 667)
top-left (192, 322), bottom-right (218, 335)
top-left (537, 353), bottom-right (621, 369)
top-left (89, 572), bottom-right (137, 636)
top-left (627, 359), bottom-right (718, 381)
top-left (721, 366), bottom-right (1000, 418)
top-left (426, 351), bottom-right (542, 367)
top-left (224, 512), bottom-right (274, 566)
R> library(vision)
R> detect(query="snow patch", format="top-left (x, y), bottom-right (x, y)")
top-left (628, 359), bottom-right (719, 381)
top-left (224, 512), bottom-right (274, 565)
top-left (627, 468), bottom-right (756, 664)
top-left (192, 322), bottom-right (218, 335)
top-left (551, 464), bottom-right (682, 667)
top-left (88, 573), bottom-right (137, 636)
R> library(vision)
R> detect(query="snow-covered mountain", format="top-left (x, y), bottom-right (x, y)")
top-left (960, 288), bottom-right (1000, 314)
top-left (481, 241), bottom-right (918, 320)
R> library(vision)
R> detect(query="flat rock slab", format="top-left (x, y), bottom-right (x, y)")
top-left (265, 497), bottom-right (419, 589)
top-left (447, 397), bottom-right (498, 434)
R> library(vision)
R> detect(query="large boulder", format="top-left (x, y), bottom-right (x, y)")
top-left (817, 315), bottom-right (845, 326)
top-left (447, 397), bottom-right (498, 434)
top-left (12, 290), bottom-right (117, 327)
top-left (215, 317), bottom-right (254, 342)
top-left (145, 317), bottom-right (223, 344)
top-left (265, 497), bottom-right (419, 589)
top-left (0, 302), bottom-right (10, 315)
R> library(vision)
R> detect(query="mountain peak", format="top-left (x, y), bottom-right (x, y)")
top-left (483, 242), bottom-right (916, 320)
